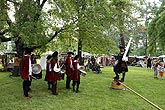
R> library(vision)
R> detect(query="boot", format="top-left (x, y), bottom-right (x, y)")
top-left (72, 81), bottom-right (76, 92)
top-left (114, 72), bottom-right (119, 80)
top-left (48, 82), bottom-right (51, 90)
top-left (52, 83), bottom-right (58, 95)
top-left (66, 76), bottom-right (71, 89)
top-left (76, 82), bottom-right (80, 93)
top-left (120, 73), bottom-right (125, 82)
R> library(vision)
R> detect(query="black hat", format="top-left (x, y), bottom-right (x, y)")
top-left (67, 52), bottom-right (74, 55)
top-left (74, 55), bottom-right (79, 60)
top-left (119, 45), bottom-right (125, 49)
top-left (46, 55), bottom-right (52, 60)
top-left (25, 47), bottom-right (33, 55)
top-left (52, 51), bottom-right (58, 58)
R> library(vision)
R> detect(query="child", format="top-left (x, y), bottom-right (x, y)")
top-left (158, 63), bottom-right (164, 80)
top-left (153, 61), bottom-right (159, 79)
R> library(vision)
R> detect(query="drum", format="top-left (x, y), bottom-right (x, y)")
top-left (32, 64), bottom-right (42, 79)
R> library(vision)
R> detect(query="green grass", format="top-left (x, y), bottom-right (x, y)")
top-left (0, 66), bottom-right (164, 110)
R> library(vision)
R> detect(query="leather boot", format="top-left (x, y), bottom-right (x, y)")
top-left (52, 83), bottom-right (58, 95)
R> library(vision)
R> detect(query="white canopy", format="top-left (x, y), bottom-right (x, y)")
top-left (159, 55), bottom-right (165, 58)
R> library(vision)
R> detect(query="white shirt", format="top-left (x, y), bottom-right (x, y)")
top-left (54, 63), bottom-right (61, 72)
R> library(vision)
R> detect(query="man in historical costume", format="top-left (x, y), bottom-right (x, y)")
top-left (44, 55), bottom-right (52, 90)
top-left (50, 51), bottom-right (61, 95)
top-left (65, 52), bottom-right (74, 89)
top-left (113, 46), bottom-right (128, 82)
top-left (71, 55), bottom-right (81, 93)
top-left (9, 54), bottom-right (21, 77)
top-left (21, 47), bottom-right (33, 98)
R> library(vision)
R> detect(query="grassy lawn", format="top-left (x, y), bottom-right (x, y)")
top-left (0, 66), bottom-right (164, 110)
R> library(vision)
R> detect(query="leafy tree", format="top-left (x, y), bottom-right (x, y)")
top-left (148, 0), bottom-right (165, 55)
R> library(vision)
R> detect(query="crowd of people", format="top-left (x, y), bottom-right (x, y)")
top-left (20, 48), bottom-right (83, 98)
top-left (6, 46), bottom-right (164, 98)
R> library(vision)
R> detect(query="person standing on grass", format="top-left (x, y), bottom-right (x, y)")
top-left (65, 52), bottom-right (74, 89)
top-left (147, 56), bottom-right (152, 71)
top-left (44, 55), bottom-right (52, 90)
top-left (9, 54), bottom-right (21, 77)
top-left (113, 46), bottom-right (128, 82)
top-left (153, 60), bottom-right (159, 79)
top-left (71, 55), bottom-right (81, 93)
top-left (158, 63), bottom-right (164, 80)
top-left (21, 47), bottom-right (33, 98)
top-left (50, 51), bottom-right (61, 95)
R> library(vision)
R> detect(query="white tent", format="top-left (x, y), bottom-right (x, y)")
top-left (40, 56), bottom-right (47, 70)
top-left (40, 51), bottom-right (53, 70)
top-left (158, 55), bottom-right (165, 58)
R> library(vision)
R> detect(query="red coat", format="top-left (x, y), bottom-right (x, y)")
top-left (66, 56), bottom-right (72, 76)
top-left (45, 60), bottom-right (51, 81)
top-left (48, 59), bottom-right (61, 81)
top-left (71, 61), bottom-right (80, 81)
top-left (21, 55), bottom-right (30, 80)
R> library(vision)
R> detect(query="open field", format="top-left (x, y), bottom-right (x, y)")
top-left (0, 66), bottom-right (164, 110)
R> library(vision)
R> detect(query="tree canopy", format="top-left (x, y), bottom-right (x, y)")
top-left (0, 0), bottom-right (157, 56)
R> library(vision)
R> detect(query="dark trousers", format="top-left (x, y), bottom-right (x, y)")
top-left (47, 81), bottom-right (52, 89)
top-left (66, 76), bottom-right (71, 89)
top-left (114, 72), bottom-right (125, 82)
top-left (72, 80), bottom-right (80, 91)
top-left (52, 81), bottom-right (58, 95)
top-left (23, 80), bottom-right (31, 97)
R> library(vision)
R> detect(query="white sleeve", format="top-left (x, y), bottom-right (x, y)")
top-left (54, 63), bottom-right (61, 72)
top-left (29, 58), bottom-right (32, 75)
top-left (70, 60), bottom-right (73, 68)
top-left (77, 63), bottom-right (80, 69)
top-left (49, 64), bottom-right (52, 71)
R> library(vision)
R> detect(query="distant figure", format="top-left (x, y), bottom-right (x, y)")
top-left (9, 54), bottom-right (21, 77)
top-left (153, 60), bottom-right (159, 79)
top-left (147, 56), bottom-right (152, 70)
top-left (158, 63), bottom-right (164, 80)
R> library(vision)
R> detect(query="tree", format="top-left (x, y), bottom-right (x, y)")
top-left (0, 0), bottom-right (64, 57)
top-left (148, 0), bottom-right (165, 55)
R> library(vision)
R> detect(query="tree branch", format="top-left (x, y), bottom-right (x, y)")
top-left (0, 36), bottom-right (12, 42)
top-left (0, 29), bottom-right (9, 36)
top-left (41, 0), bottom-right (47, 8)
top-left (31, 28), bottom-right (63, 49)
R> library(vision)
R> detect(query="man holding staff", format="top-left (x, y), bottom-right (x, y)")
top-left (113, 45), bottom-right (128, 82)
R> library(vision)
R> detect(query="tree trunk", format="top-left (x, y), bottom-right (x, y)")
top-left (78, 39), bottom-right (83, 65)
top-left (120, 33), bottom-right (125, 47)
top-left (15, 37), bottom-right (24, 58)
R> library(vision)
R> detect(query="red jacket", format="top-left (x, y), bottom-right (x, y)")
top-left (48, 59), bottom-right (61, 81)
top-left (66, 56), bottom-right (72, 76)
top-left (45, 60), bottom-right (51, 81)
top-left (71, 61), bottom-right (80, 81)
top-left (21, 55), bottom-right (31, 80)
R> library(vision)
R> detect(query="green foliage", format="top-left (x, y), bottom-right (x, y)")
top-left (148, 1), bottom-right (165, 55)
top-left (0, 0), bottom-right (149, 56)
top-left (0, 67), bottom-right (165, 110)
